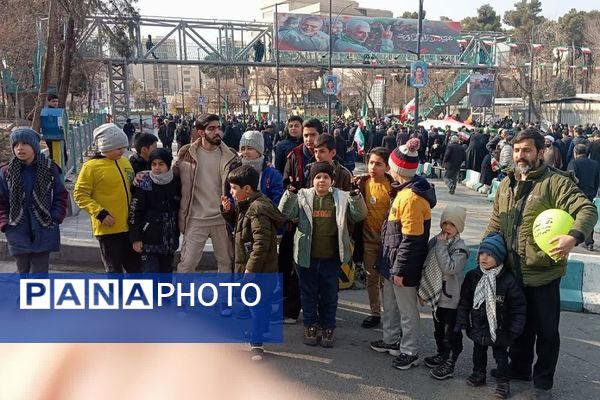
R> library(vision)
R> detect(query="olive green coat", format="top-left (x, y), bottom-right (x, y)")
top-left (486, 163), bottom-right (597, 287)
top-left (222, 192), bottom-right (285, 274)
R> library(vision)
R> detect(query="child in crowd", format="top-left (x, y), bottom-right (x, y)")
top-left (74, 123), bottom-right (140, 273)
top-left (306, 134), bottom-right (353, 191)
top-left (129, 133), bottom-right (158, 174)
top-left (351, 147), bottom-right (394, 329)
top-left (0, 128), bottom-right (68, 273)
top-left (129, 148), bottom-right (181, 273)
top-left (418, 205), bottom-right (469, 380)
top-left (457, 233), bottom-right (526, 399)
top-left (221, 165), bottom-right (285, 361)
top-left (239, 130), bottom-right (284, 206)
top-left (372, 138), bottom-right (436, 370)
top-left (279, 162), bottom-right (367, 348)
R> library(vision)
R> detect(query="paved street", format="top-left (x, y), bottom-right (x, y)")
top-left (258, 289), bottom-right (600, 400)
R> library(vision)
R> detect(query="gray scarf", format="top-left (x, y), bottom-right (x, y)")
top-left (149, 169), bottom-right (174, 185)
top-left (241, 156), bottom-right (265, 174)
top-left (473, 265), bottom-right (504, 342)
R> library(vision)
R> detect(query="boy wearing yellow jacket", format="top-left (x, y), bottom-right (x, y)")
top-left (74, 123), bottom-right (140, 273)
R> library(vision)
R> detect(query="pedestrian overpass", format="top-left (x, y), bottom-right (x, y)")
top-left (74, 14), bottom-right (501, 122)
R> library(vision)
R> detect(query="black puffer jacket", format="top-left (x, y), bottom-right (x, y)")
top-left (457, 266), bottom-right (526, 347)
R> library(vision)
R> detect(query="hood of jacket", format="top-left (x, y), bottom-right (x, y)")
top-left (391, 175), bottom-right (437, 209)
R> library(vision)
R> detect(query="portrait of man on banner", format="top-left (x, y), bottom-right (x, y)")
top-left (410, 62), bottom-right (428, 88)
top-left (323, 75), bottom-right (339, 95)
top-left (240, 88), bottom-right (249, 102)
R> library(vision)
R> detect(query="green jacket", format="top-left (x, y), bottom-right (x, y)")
top-left (279, 188), bottom-right (367, 268)
top-left (222, 192), bottom-right (285, 274)
top-left (485, 163), bottom-right (597, 287)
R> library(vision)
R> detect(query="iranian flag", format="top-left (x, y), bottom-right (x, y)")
top-left (400, 99), bottom-right (416, 122)
top-left (354, 103), bottom-right (368, 155)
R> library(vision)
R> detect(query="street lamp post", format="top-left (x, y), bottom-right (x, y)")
top-left (413, 0), bottom-right (424, 133)
top-left (328, 0), bottom-right (333, 133)
top-left (275, 3), bottom-right (281, 130)
top-left (328, 2), bottom-right (354, 133)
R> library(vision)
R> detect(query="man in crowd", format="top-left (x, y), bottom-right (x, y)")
top-left (174, 113), bottom-right (240, 274)
top-left (567, 143), bottom-right (600, 251)
top-left (486, 128), bottom-right (597, 400)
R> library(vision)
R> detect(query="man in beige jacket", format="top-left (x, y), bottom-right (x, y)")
top-left (174, 113), bottom-right (240, 273)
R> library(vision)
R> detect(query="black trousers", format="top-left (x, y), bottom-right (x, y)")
top-left (473, 343), bottom-right (509, 381)
top-left (278, 229), bottom-right (301, 319)
top-left (433, 307), bottom-right (463, 361)
top-left (97, 232), bottom-right (142, 273)
top-left (509, 278), bottom-right (561, 391)
top-left (444, 169), bottom-right (459, 191)
top-left (142, 253), bottom-right (174, 273)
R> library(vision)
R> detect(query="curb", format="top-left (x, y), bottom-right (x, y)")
top-left (0, 237), bottom-right (217, 272)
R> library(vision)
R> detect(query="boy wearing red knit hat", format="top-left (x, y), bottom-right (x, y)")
top-left (370, 138), bottom-right (437, 370)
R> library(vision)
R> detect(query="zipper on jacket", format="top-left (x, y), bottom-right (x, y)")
top-left (115, 160), bottom-right (130, 207)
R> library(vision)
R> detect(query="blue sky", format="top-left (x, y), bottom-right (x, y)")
top-left (136, 0), bottom-right (598, 22)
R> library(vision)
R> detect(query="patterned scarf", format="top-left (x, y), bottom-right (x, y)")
top-left (7, 153), bottom-right (54, 228)
top-left (418, 236), bottom-right (458, 313)
top-left (473, 265), bottom-right (504, 342)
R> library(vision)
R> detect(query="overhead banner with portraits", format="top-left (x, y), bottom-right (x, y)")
top-left (276, 13), bottom-right (461, 55)
top-left (469, 73), bottom-right (496, 107)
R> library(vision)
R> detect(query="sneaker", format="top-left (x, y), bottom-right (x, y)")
top-left (430, 360), bottom-right (455, 380)
top-left (283, 317), bottom-right (297, 324)
top-left (370, 340), bottom-right (401, 356)
top-left (491, 368), bottom-right (532, 382)
top-left (321, 328), bottom-right (335, 348)
top-left (493, 381), bottom-right (510, 399)
top-left (533, 388), bottom-right (553, 400)
top-left (449, 187), bottom-right (455, 195)
top-left (303, 326), bottom-right (319, 346)
top-left (466, 371), bottom-right (486, 387)
top-left (250, 345), bottom-right (264, 362)
top-left (361, 315), bottom-right (381, 328)
top-left (424, 353), bottom-right (447, 368)
top-left (392, 353), bottom-right (419, 370)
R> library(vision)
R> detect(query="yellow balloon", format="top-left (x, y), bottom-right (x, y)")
top-left (532, 209), bottom-right (575, 259)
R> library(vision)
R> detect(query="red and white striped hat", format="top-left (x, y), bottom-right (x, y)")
top-left (389, 138), bottom-right (420, 177)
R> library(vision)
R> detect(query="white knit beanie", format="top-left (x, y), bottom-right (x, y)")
top-left (440, 205), bottom-right (467, 233)
top-left (93, 123), bottom-right (129, 152)
top-left (239, 130), bottom-right (265, 155)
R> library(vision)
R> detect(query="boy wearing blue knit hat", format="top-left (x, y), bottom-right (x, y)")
top-left (456, 233), bottom-right (527, 399)
top-left (0, 128), bottom-right (69, 273)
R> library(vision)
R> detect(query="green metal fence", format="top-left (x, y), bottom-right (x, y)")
top-left (66, 113), bottom-right (105, 175)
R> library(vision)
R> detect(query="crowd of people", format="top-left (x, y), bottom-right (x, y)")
top-left (0, 111), bottom-right (598, 400)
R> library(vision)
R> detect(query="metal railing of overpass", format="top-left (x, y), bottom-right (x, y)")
top-left (75, 14), bottom-right (502, 122)
top-left (77, 14), bottom-right (498, 70)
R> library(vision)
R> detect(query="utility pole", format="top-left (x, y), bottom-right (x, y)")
top-left (528, 26), bottom-right (535, 123)
top-left (413, 0), bottom-right (423, 133)
top-left (275, 3), bottom-right (281, 128)
top-left (328, 0), bottom-right (333, 133)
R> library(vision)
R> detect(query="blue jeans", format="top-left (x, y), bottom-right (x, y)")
top-left (296, 258), bottom-right (339, 329)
